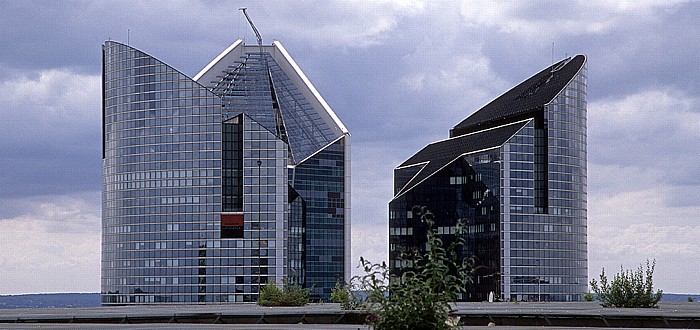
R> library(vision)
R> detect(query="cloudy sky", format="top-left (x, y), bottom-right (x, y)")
top-left (1, 0), bottom-right (700, 295)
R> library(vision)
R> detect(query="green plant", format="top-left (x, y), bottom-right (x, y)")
top-left (354, 206), bottom-right (472, 329)
top-left (688, 296), bottom-right (694, 302)
top-left (331, 281), bottom-right (362, 310)
top-left (257, 281), bottom-right (310, 307)
top-left (589, 259), bottom-right (663, 308)
top-left (583, 291), bottom-right (593, 301)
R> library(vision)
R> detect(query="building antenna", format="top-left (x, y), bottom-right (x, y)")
top-left (127, 29), bottom-right (130, 45)
top-left (551, 42), bottom-right (555, 64)
top-left (239, 8), bottom-right (262, 48)
top-left (237, 8), bottom-right (242, 40)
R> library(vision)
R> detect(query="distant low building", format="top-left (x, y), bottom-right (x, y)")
top-left (102, 39), bottom-right (350, 304)
top-left (389, 55), bottom-right (587, 302)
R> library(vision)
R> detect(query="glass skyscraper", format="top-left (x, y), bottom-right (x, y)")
top-left (389, 55), bottom-right (587, 302)
top-left (102, 39), bottom-right (350, 304)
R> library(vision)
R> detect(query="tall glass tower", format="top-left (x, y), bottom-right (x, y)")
top-left (102, 39), bottom-right (350, 304)
top-left (389, 55), bottom-right (587, 302)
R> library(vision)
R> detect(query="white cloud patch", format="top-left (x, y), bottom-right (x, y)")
top-left (396, 25), bottom-right (511, 135)
top-left (351, 224), bottom-right (388, 278)
top-left (590, 89), bottom-right (699, 148)
top-left (588, 89), bottom-right (700, 198)
top-left (0, 69), bottom-right (100, 141)
top-left (262, 0), bottom-right (426, 49)
top-left (403, 54), bottom-right (507, 97)
top-left (0, 194), bottom-right (100, 294)
top-left (589, 222), bottom-right (700, 293)
top-left (349, 143), bottom-right (398, 277)
top-left (589, 187), bottom-right (700, 229)
top-left (587, 88), bottom-right (700, 293)
top-left (350, 144), bottom-right (396, 228)
top-left (458, 0), bottom-right (689, 40)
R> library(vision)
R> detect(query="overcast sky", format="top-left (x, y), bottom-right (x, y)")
top-left (1, 0), bottom-right (700, 295)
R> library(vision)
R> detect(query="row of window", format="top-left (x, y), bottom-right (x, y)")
top-left (106, 121), bottom-right (220, 139)
top-left (508, 249), bottom-right (586, 259)
top-left (510, 276), bottom-right (585, 285)
top-left (106, 257), bottom-right (279, 269)
top-left (104, 161), bottom-right (220, 177)
top-left (508, 257), bottom-right (587, 267)
top-left (104, 193), bottom-right (218, 207)
top-left (546, 110), bottom-right (586, 124)
top-left (508, 223), bottom-right (584, 233)
top-left (506, 266), bottom-right (587, 276)
top-left (102, 293), bottom-right (263, 304)
top-left (105, 130), bottom-right (220, 146)
top-left (104, 240), bottom-right (278, 254)
top-left (549, 157), bottom-right (585, 170)
top-left (105, 225), bottom-right (279, 239)
top-left (104, 143), bottom-right (218, 158)
top-left (104, 87), bottom-right (212, 105)
top-left (507, 214), bottom-right (586, 224)
top-left (105, 108), bottom-right (218, 125)
top-left (508, 284), bottom-right (585, 294)
top-left (103, 265), bottom-right (281, 278)
top-left (103, 281), bottom-right (276, 293)
top-left (509, 240), bottom-right (586, 250)
top-left (548, 124), bottom-right (587, 139)
top-left (109, 150), bottom-right (221, 164)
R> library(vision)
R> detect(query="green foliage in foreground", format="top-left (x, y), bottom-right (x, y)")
top-left (257, 281), bottom-right (310, 307)
top-left (330, 281), bottom-right (362, 310)
top-left (589, 259), bottom-right (663, 308)
top-left (340, 206), bottom-right (472, 330)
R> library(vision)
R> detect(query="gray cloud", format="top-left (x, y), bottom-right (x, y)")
top-left (0, 70), bottom-right (101, 198)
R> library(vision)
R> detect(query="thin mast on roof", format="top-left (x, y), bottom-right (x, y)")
top-left (238, 7), bottom-right (288, 145)
top-left (239, 7), bottom-right (263, 50)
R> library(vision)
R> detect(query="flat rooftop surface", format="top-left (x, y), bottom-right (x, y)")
top-left (454, 301), bottom-right (700, 317)
top-left (1, 302), bottom-right (699, 328)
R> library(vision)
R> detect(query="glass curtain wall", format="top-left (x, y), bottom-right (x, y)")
top-left (290, 138), bottom-right (347, 300)
top-left (102, 41), bottom-right (222, 304)
top-left (501, 65), bottom-right (588, 302)
top-left (389, 148), bottom-right (501, 301)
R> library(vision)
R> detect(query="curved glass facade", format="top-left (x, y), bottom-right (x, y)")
top-left (102, 41), bottom-right (223, 303)
top-left (501, 63), bottom-right (588, 300)
top-left (389, 56), bottom-right (587, 302)
top-left (102, 40), bottom-right (351, 304)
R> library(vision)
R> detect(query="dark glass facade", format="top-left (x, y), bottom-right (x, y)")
top-left (290, 139), bottom-right (346, 299)
top-left (102, 40), bottom-right (350, 304)
top-left (390, 56), bottom-right (587, 302)
top-left (390, 149), bottom-right (502, 301)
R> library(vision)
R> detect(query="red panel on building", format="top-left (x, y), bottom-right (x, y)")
top-left (221, 214), bottom-right (244, 227)
top-left (221, 213), bottom-right (244, 239)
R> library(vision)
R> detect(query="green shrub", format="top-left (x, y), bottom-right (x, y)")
top-left (589, 259), bottom-right (663, 308)
top-left (331, 281), bottom-right (362, 310)
top-left (582, 291), bottom-right (593, 301)
top-left (257, 281), bottom-right (310, 307)
top-left (354, 206), bottom-right (472, 330)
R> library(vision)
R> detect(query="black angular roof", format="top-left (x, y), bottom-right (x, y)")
top-left (450, 55), bottom-right (585, 137)
top-left (394, 120), bottom-right (529, 198)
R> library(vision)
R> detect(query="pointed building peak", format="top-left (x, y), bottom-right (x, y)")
top-left (451, 55), bottom-right (585, 137)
